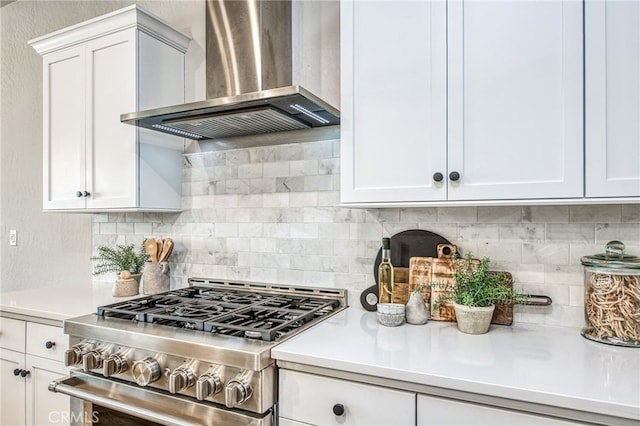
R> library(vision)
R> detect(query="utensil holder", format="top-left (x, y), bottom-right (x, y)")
top-left (142, 262), bottom-right (170, 295)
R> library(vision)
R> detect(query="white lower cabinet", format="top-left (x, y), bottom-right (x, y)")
top-left (278, 370), bottom-right (415, 426)
top-left (417, 394), bottom-right (581, 426)
top-left (0, 318), bottom-right (70, 426)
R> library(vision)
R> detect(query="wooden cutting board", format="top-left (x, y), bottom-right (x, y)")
top-left (408, 244), bottom-right (515, 326)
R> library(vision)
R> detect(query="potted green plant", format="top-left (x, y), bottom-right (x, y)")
top-left (92, 242), bottom-right (149, 283)
top-left (435, 253), bottom-right (528, 334)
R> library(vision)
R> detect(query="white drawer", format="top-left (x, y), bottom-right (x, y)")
top-left (26, 322), bottom-right (68, 362)
top-left (0, 317), bottom-right (26, 352)
top-left (279, 369), bottom-right (415, 426)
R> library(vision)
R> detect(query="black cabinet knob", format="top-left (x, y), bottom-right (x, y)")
top-left (76, 191), bottom-right (83, 198)
top-left (433, 172), bottom-right (444, 182)
top-left (45, 341), bottom-right (55, 349)
top-left (332, 403), bottom-right (345, 416)
top-left (83, 191), bottom-right (91, 197)
top-left (20, 370), bottom-right (30, 378)
top-left (75, 191), bottom-right (91, 198)
top-left (13, 368), bottom-right (22, 376)
top-left (449, 171), bottom-right (461, 182)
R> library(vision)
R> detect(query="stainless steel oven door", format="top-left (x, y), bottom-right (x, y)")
top-left (49, 371), bottom-right (272, 426)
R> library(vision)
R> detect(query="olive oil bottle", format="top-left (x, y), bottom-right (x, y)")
top-left (378, 237), bottom-right (394, 304)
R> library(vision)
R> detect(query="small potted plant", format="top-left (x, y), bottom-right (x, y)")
top-left (92, 242), bottom-right (149, 283)
top-left (435, 253), bottom-right (528, 334)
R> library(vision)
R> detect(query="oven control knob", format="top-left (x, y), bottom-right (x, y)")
top-left (103, 353), bottom-right (129, 377)
top-left (64, 343), bottom-right (92, 367)
top-left (225, 377), bottom-right (252, 408)
top-left (168, 367), bottom-right (195, 394)
top-left (132, 357), bottom-right (161, 386)
top-left (82, 350), bottom-right (105, 371)
top-left (195, 372), bottom-right (223, 400)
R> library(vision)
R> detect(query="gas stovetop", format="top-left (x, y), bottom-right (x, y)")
top-left (60, 279), bottom-right (347, 415)
top-left (97, 281), bottom-right (342, 342)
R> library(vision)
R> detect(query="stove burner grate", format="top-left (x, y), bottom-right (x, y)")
top-left (97, 284), bottom-right (343, 341)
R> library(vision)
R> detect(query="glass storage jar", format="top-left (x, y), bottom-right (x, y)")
top-left (581, 241), bottom-right (640, 347)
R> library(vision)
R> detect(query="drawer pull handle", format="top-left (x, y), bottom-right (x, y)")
top-left (45, 341), bottom-right (56, 349)
top-left (332, 403), bottom-right (345, 416)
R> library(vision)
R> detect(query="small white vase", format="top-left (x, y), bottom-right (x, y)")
top-left (405, 292), bottom-right (429, 325)
top-left (453, 302), bottom-right (495, 334)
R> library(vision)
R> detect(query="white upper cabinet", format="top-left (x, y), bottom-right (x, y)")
top-left (340, 0), bottom-right (447, 204)
top-left (342, 0), bottom-right (638, 206)
top-left (30, 5), bottom-right (190, 212)
top-left (447, 0), bottom-right (583, 201)
top-left (585, 0), bottom-right (640, 198)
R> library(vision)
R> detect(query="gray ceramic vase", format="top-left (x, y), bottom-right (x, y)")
top-left (405, 292), bottom-right (429, 325)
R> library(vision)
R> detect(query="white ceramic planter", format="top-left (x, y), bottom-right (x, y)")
top-left (453, 302), bottom-right (495, 334)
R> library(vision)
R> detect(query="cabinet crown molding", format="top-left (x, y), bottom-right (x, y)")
top-left (28, 4), bottom-right (191, 55)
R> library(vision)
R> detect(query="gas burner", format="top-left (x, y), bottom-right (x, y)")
top-left (221, 293), bottom-right (264, 304)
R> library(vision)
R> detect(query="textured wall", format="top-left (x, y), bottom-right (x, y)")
top-left (0, 0), bottom-right (205, 292)
top-left (93, 138), bottom-right (640, 329)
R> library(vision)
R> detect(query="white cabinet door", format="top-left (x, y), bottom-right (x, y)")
top-left (84, 30), bottom-right (138, 210)
top-left (42, 46), bottom-right (86, 210)
top-left (447, 0), bottom-right (583, 200)
top-left (585, 0), bottom-right (640, 198)
top-left (25, 355), bottom-right (70, 426)
top-left (417, 394), bottom-right (580, 425)
top-left (0, 349), bottom-right (26, 426)
top-left (279, 370), bottom-right (415, 426)
top-left (340, 0), bottom-right (447, 204)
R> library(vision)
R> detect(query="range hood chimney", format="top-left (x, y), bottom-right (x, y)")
top-left (121, 0), bottom-right (339, 141)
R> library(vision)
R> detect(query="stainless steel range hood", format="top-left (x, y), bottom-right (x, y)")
top-left (121, 0), bottom-right (339, 141)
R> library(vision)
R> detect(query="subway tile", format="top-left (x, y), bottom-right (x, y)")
top-left (99, 223), bottom-right (117, 235)
top-left (546, 223), bottom-right (595, 243)
top-left (622, 205), bottom-right (640, 223)
top-left (333, 208), bottom-right (366, 223)
top-left (458, 224), bottom-right (500, 242)
top-left (251, 237), bottom-right (276, 253)
top-left (290, 254), bottom-right (322, 271)
top-left (264, 223), bottom-right (291, 238)
top-left (569, 285), bottom-right (584, 307)
top-left (400, 208), bottom-right (438, 223)
top-left (570, 205), bottom-right (621, 223)
top-left (543, 264), bottom-right (583, 285)
top-left (349, 223), bottom-right (383, 241)
top-left (262, 252), bottom-right (291, 269)
top-left (290, 223), bottom-right (319, 239)
top-left (225, 150), bottom-right (250, 165)
top-left (522, 243), bottom-right (569, 265)
top-left (249, 267), bottom-right (278, 283)
top-left (522, 205), bottom-right (569, 223)
top-left (263, 193), bottom-right (290, 208)
top-left (225, 179), bottom-right (251, 194)
top-left (474, 242), bottom-right (523, 264)
top-left (276, 176), bottom-right (305, 192)
top-left (238, 163), bottom-right (263, 179)
top-left (319, 223), bottom-right (351, 240)
top-left (333, 239), bottom-right (364, 257)
top-left (93, 213), bottom-right (109, 223)
top-left (512, 264), bottom-right (545, 284)
top-left (302, 239), bottom-right (334, 256)
top-left (437, 207), bottom-right (477, 223)
top-left (214, 223), bottom-right (238, 238)
top-left (319, 158), bottom-right (339, 175)
top-left (263, 162), bottom-right (290, 178)
top-left (365, 209), bottom-right (400, 224)
top-left (249, 146), bottom-right (276, 164)
top-left (275, 144), bottom-right (304, 161)
top-left (596, 223), bottom-right (640, 245)
top-left (226, 237), bottom-right (251, 252)
top-left (543, 305), bottom-right (583, 328)
top-left (568, 243), bottom-right (600, 265)
top-left (303, 140), bottom-right (334, 159)
top-left (321, 256), bottom-right (351, 273)
top-left (237, 194), bottom-right (263, 208)
top-left (239, 223), bottom-right (263, 238)
top-left (304, 175), bottom-right (333, 191)
top-left (250, 178), bottom-right (276, 194)
top-left (275, 269), bottom-right (305, 285)
top-left (108, 213), bottom-right (126, 223)
top-left (134, 223), bottom-right (153, 235)
top-left (290, 192), bottom-right (318, 207)
top-left (201, 151), bottom-right (226, 167)
top-left (290, 160), bottom-right (318, 176)
top-left (478, 206), bottom-right (522, 223)
top-left (303, 270), bottom-right (335, 286)
top-left (317, 191), bottom-right (340, 206)
top-left (192, 223), bottom-right (215, 237)
top-left (116, 222), bottom-right (134, 234)
top-left (499, 224), bottom-right (545, 242)
top-left (303, 207), bottom-right (337, 223)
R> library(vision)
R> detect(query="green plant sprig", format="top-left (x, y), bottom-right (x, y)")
top-left (92, 243), bottom-right (149, 275)
top-left (434, 253), bottom-right (529, 308)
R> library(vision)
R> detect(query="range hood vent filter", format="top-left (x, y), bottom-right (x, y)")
top-left (160, 107), bottom-right (310, 139)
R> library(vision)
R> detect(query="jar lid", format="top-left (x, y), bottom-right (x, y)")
top-left (581, 240), bottom-right (640, 269)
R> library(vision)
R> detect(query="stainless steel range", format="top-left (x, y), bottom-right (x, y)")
top-left (49, 278), bottom-right (347, 426)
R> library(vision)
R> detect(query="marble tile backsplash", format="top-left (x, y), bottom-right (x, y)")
top-left (92, 138), bottom-right (640, 329)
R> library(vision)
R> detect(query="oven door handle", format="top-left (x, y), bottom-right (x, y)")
top-left (49, 372), bottom-right (271, 426)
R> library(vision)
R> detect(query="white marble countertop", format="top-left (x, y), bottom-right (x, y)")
top-left (272, 307), bottom-right (640, 422)
top-left (0, 281), bottom-right (136, 322)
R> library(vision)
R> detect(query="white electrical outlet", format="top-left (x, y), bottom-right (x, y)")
top-left (9, 230), bottom-right (17, 246)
